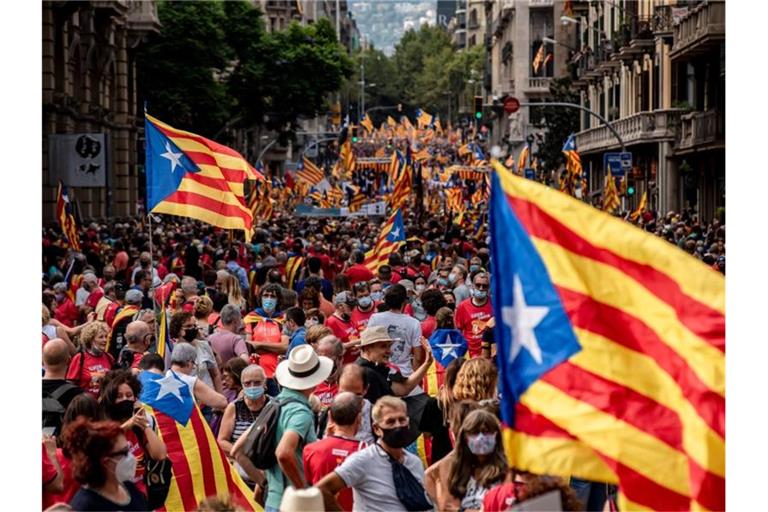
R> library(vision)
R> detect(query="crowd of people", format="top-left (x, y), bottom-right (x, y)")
top-left (41, 192), bottom-right (723, 511)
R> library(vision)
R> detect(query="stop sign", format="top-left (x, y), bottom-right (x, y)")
top-left (504, 96), bottom-right (520, 114)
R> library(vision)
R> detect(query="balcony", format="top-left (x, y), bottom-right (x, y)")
top-left (676, 109), bottom-right (725, 154)
top-left (526, 77), bottom-right (552, 94)
top-left (670, 0), bottom-right (725, 60)
top-left (127, 1), bottom-right (161, 38)
top-left (574, 109), bottom-right (685, 154)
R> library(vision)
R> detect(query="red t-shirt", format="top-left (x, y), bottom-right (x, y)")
top-left (104, 301), bottom-right (120, 328)
top-left (454, 298), bottom-right (493, 357)
top-left (350, 307), bottom-right (375, 335)
top-left (313, 381), bottom-right (339, 408)
top-left (326, 315), bottom-right (359, 364)
top-left (246, 317), bottom-right (283, 378)
top-left (124, 429), bottom-right (148, 496)
top-left (85, 288), bottom-right (104, 310)
top-left (482, 482), bottom-right (519, 512)
top-left (303, 436), bottom-right (365, 511)
top-left (55, 299), bottom-right (79, 328)
top-left (420, 316), bottom-right (437, 339)
top-left (345, 264), bottom-right (375, 286)
top-left (43, 448), bottom-right (79, 509)
top-left (42, 444), bottom-right (57, 486)
top-left (66, 351), bottom-right (115, 397)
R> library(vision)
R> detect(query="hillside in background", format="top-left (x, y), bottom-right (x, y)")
top-left (350, 0), bottom-right (436, 55)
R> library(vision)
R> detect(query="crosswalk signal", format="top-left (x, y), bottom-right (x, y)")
top-left (351, 126), bottom-right (359, 143)
top-left (474, 96), bottom-right (483, 120)
top-left (627, 185), bottom-right (636, 196)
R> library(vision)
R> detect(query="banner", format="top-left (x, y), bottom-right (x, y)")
top-left (48, 133), bottom-right (107, 187)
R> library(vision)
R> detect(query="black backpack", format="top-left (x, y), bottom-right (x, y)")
top-left (243, 397), bottom-right (308, 470)
top-left (42, 382), bottom-right (78, 436)
top-left (133, 426), bottom-right (173, 510)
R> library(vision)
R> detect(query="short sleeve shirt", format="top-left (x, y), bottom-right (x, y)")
top-left (265, 388), bottom-right (317, 510)
top-left (454, 298), bottom-right (493, 357)
top-left (66, 351), bottom-right (114, 397)
top-left (366, 311), bottom-right (422, 377)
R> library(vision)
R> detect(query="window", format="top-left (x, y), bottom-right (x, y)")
top-left (529, 8), bottom-right (554, 77)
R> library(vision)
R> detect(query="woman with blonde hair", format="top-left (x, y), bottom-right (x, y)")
top-left (221, 273), bottom-right (247, 313)
top-left (452, 358), bottom-right (497, 402)
top-left (66, 321), bottom-right (115, 398)
top-left (193, 295), bottom-right (215, 336)
top-left (426, 409), bottom-right (507, 511)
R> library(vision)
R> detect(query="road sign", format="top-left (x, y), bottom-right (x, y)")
top-left (524, 168), bottom-right (535, 179)
top-left (604, 151), bottom-right (632, 176)
top-left (504, 97), bottom-right (520, 114)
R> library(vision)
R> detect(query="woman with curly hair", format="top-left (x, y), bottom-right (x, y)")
top-left (66, 321), bottom-right (114, 397)
top-left (63, 417), bottom-right (148, 511)
top-left (452, 357), bottom-right (497, 403)
top-left (99, 370), bottom-right (167, 497)
top-left (426, 409), bottom-right (507, 511)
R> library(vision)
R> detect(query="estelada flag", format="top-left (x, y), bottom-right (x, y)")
top-left (138, 371), bottom-right (262, 511)
top-left (145, 114), bottom-right (263, 242)
top-left (489, 161), bottom-right (724, 511)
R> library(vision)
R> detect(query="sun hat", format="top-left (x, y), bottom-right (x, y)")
top-left (275, 344), bottom-right (333, 390)
top-left (359, 325), bottom-right (394, 348)
top-left (279, 486), bottom-right (324, 512)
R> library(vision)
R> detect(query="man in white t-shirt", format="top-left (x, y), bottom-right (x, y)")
top-left (317, 396), bottom-right (432, 512)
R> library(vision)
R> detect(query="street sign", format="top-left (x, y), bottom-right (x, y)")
top-left (524, 168), bottom-right (535, 180)
top-left (504, 97), bottom-right (520, 114)
top-left (604, 151), bottom-right (632, 176)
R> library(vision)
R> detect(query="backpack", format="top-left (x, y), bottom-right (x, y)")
top-left (133, 426), bottom-right (173, 510)
top-left (243, 397), bottom-right (309, 470)
top-left (42, 382), bottom-right (78, 436)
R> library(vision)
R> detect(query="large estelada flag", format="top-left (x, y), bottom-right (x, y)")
top-left (489, 161), bottom-right (724, 511)
top-left (139, 371), bottom-right (262, 511)
top-left (56, 181), bottom-right (81, 252)
top-left (364, 209), bottom-right (406, 272)
top-left (145, 114), bottom-right (263, 242)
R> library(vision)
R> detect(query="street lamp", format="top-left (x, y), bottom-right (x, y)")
top-left (542, 36), bottom-right (577, 52)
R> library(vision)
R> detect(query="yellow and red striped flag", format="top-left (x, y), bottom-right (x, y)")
top-left (387, 115), bottom-right (397, 127)
top-left (145, 115), bottom-right (263, 242)
top-left (445, 187), bottom-right (464, 213)
top-left (297, 156), bottom-right (324, 186)
top-left (285, 255), bottom-right (304, 290)
top-left (389, 157), bottom-right (412, 212)
top-left (139, 372), bottom-right (261, 511)
top-left (629, 190), bottom-right (648, 222)
top-left (517, 144), bottom-right (530, 175)
top-left (603, 174), bottom-right (621, 213)
top-left (56, 182), bottom-right (81, 252)
top-left (532, 42), bottom-right (546, 73)
top-left (490, 161), bottom-right (724, 511)
top-left (361, 114), bottom-right (374, 134)
top-left (363, 210), bottom-right (406, 272)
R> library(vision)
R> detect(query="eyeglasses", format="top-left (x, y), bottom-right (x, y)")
top-left (108, 447), bottom-right (131, 459)
top-left (474, 284), bottom-right (489, 290)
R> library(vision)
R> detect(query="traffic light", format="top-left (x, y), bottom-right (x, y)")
top-left (474, 96), bottom-right (483, 119)
top-left (627, 185), bottom-right (636, 197)
top-left (351, 126), bottom-right (358, 143)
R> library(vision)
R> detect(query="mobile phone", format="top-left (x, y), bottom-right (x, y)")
top-left (43, 426), bottom-right (56, 437)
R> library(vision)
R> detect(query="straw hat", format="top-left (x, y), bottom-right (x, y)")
top-left (279, 486), bottom-right (324, 512)
top-left (275, 344), bottom-right (333, 390)
top-left (359, 325), bottom-right (394, 348)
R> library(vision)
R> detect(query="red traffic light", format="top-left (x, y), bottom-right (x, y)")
top-left (503, 97), bottom-right (520, 114)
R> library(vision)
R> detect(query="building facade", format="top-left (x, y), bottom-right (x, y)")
top-left (437, 0), bottom-right (460, 29)
top-left (572, 0), bottom-right (724, 219)
top-left (483, 0), bottom-right (575, 154)
top-left (42, 1), bottom-right (160, 222)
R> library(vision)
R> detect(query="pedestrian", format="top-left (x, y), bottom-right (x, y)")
top-left (116, 320), bottom-right (153, 372)
top-left (63, 418), bottom-right (149, 511)
top-left (43, 339), bottom-right (85, 436)
top-left (350, 281), bottom-right (376, 336)
top-left (303, 392), bottom-right (366, 511)
top-left (263, 344), bottom-right (333, 512)
top-left (66, 321), bottom-right (114, 397)
top-left (453, 357), bottom-right (497, 402)
top-left (169, 311), bottom-right (222, 410)
top-left (283, 306), bottom-right (308, 356)
top-left (325, 291), bottom-right (359, 364)
top-left (220, 356), bottom-right (248, 403)
top-left (454, 271), bottom-right (493, 358)
top-left (207, 304), bottom-right (249, 365)
top-left (245, 283), bottom-right (286, 397)
top-left (419, 289), bottom-right (447, 339)
top-left (316, 396), bottom-right (433, 512)
top-left (418, 357), bottom-right (466, 464)
top-left (344, 250), bottom-right (375, 286)
top-left (166, 343), bottom-right (228, 412)
top-left (222, 364), bottom-right (270, 488)
top-left (194, 295), bottom-right (214, 335)
top-left (425, 409), bottom-right (507, 510)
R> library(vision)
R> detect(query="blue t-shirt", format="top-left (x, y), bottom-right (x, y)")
top-left (285, 327), bottom-right (307, 357)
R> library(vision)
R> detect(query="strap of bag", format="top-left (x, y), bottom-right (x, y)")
top-left (49, 382), bottom-right (77, 402)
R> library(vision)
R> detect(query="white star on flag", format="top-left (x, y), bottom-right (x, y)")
top-left (160, 141), bottom-right (183, 173)
top-left (435, 335), bottom-right (462, 359)
top-left (502, 274), bottom-right (549, 364)
top-left (155, 373), bottom-right (186, 403)
top-left (390, 227), bottom-right (401, 239)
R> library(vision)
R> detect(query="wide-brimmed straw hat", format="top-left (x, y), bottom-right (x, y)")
top-left (275, 344), bottom-right (333, 390)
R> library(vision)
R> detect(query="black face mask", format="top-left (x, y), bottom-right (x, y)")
top-left (108, 400), bottom-right (136, 420)
top-left (378, 425), bottom-right (413, 449)
top-left (182, 328), bottom-right (197, 341)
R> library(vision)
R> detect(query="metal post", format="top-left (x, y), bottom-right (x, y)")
top-left (147, 213), bottom-right (153, 285)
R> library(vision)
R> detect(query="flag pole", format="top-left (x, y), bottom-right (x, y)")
top-left (143, 101), bottom-right (155, 309)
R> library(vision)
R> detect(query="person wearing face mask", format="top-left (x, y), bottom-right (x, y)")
top-left (454, 272), bottom-right (494, 358)
top-left (221, 365), bottom-right (270, 488)
top-left (117, 321), bottom-right (154, 373)
top-left (169, 312), bottom-right (222, 400)
top-left (326, 292), bottom-right (360, 365)
top-left (52, 282), bottom-right (80, 328)
top-left (449, 265), bottom-right (471, 304)
top-left (303, 392), bottom-right (366, 511)
top-left (368, 279), bottom-right (385, 304)
top-left (67, 321), bottom-right (115, 397)
top-left (244, 284), bottom-right (285, 397)
top-left (350, 281), bottom-right (376, 337)
top-left (468, 256), bottom-right (483, 276)
top-left (317, 396), bottom-right (433, 512)
top-left (99, 370), bottom-right (167, 498)
top-left (425, 409), bottom-right (507, 511)
top-left (64, 417), bottom-right (149, 511)
top-left (441, 289), bottom-right (457, 311)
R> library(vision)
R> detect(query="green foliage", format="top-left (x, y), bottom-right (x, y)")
top-left (531, 77), bottom-right (580, 173)
top-left (137, 1), bottom-right (352, 141)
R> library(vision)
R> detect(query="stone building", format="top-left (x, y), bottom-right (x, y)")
top-left (42, 1), bottom-right (159, 222)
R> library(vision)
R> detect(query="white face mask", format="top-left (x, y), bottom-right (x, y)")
top-left (114, 452), bottom-right (137, 483)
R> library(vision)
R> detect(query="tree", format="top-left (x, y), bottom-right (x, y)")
top-left (531, 77), bottom-right (580, 173)
top-left (137, 1), bottom-right (232, 137)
